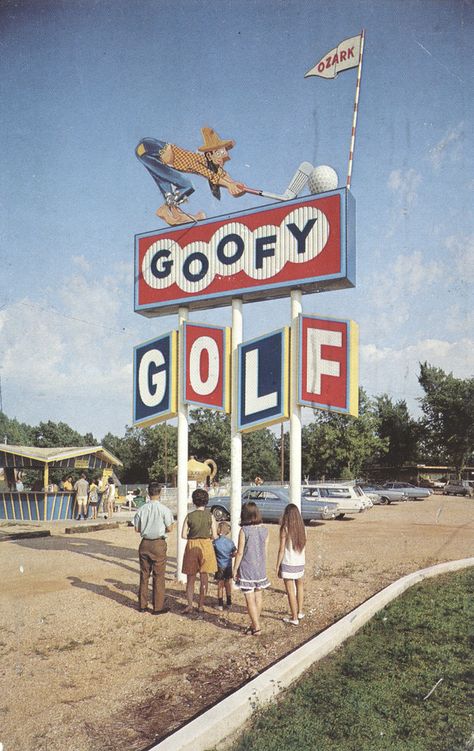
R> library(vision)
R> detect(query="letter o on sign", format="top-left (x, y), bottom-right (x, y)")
top-left (189, 336), bottom-right (219, 395)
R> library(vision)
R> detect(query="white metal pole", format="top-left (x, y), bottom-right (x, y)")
top-left (176, 306), bottom-right (189, 583)
top-left (289, 290), bottom-right (302, 508)
top-left (346, 29), bottom-right (365, 190)
top-left (230, 298), bottom-right (243, 544)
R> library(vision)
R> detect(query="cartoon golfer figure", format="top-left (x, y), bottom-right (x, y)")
top-left (135, 127), bottom-right (246, 225)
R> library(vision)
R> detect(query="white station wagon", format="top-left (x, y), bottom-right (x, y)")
top-left (302, 484), bottom-right (368, 518)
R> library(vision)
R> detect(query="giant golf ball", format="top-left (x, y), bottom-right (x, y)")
top-left (308, 165), bottom-right (338, 194)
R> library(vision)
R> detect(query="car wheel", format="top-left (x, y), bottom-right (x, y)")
top-left (336, 513), bottom-right (345, 520)
top-left (212, 506), bottom-right (230, 522)
top-left (379, 496), bottom-right (389, 505)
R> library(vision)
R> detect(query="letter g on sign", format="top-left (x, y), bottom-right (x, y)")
top-left (138, 349), bottom-right (166, 407)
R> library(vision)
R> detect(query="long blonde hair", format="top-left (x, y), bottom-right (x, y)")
top-left (281, 503), bottom-right (306, 553)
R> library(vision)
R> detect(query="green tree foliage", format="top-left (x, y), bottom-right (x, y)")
top-left (302, 390), bottom-right (388, 480)
top-left (146, 423), bottom-right (178, 483)
top-left (374, 394), bottom-right (420, 467)
top-left (418, 363), bottom-right (474, 475)
top-left (33, 420), bottom-right (95, 448)
top-left (0, 411), bottom-right (35, 445)
top-left (188, 409), bottom-right (231, 478)
top-left (242, 428), bottom-right (279, 483)
top-left (103, 423), bottom-right (178, 483)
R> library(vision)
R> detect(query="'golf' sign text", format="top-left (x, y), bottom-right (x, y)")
top-left (135, 190), bottom-right (355, 317)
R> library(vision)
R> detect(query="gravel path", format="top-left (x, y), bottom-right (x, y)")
top-left (1, 494), bottom-right (472, 751)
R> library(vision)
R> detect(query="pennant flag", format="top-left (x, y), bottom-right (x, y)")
top-left (305, 34), bottom-right (362, 79)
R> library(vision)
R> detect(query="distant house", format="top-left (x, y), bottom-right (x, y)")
top-left (365, 463), bottom-right (474, 484)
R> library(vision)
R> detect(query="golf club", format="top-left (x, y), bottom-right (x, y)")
top-left (244, 161), bottom-right (314, 202)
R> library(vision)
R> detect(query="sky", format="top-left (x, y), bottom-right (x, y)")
top-left (0, 0), bottom-right (472, 439)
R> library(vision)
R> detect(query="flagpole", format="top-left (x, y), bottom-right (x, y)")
top-left (346, 29), bottom-right (365, 190)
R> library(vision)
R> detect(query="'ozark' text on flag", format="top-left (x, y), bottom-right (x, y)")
top-left (305, 34), bottom-right (362, 79)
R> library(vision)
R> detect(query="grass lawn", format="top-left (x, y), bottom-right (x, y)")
top-left (222, 568), bottom-right (474, 751)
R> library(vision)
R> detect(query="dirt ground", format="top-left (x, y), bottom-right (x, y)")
top-left (0, 494), bottom-right (473, 751)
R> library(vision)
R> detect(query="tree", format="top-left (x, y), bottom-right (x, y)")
top-left (374, 394), bottom-right (420, 468)
top-left (146, 423), bottom-right (178, 483)
top-left (242, 428), bottom-right (279, 482)
top-left (102, 424), bottom-right (178, 484)
top-left (302, 390), bottom-right (388, 479)
top-left (0, 411), bottom-right (35, 445)
top-left (418, 363), bottom-right (474, 475)
top-left (33, 420), bottom-right (93, 448)
top-left (188, 409), bottom-right (231, 479)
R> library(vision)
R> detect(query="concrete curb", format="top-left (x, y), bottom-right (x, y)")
top-left (0, 530), bottom-right (51, 541)
top-left (148, 557), bottom-right (474, 751)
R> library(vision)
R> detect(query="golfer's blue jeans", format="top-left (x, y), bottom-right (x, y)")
top-left (136, 138), bottom-right (194, 199)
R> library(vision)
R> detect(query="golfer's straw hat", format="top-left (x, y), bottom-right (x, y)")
top-left (198, 127), bottom-right (234, 153)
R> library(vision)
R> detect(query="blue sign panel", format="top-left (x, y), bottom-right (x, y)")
top-left (133, 331), bottom-right (178, 427)
top-left (237, 328), bottom-right (289, 432)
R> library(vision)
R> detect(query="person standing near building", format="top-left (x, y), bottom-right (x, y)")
top-left (102, 477), bottom-right (116, 518)
top-left (134, 482), bottom-right (175, 614)
top-left (74, 473), bottom-right (89, 521)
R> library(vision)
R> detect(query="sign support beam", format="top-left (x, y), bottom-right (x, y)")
top-left (230, 298), bottom-right (243, 544)
top-left (289, 290), bottom-right (302, 508)
top-left (177, 306), bottom-right (188, 583)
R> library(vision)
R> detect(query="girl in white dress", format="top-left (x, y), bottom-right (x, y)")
top-left (276, 503), bottom-right (306, 625)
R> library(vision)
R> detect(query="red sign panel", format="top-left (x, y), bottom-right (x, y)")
top-left (299, 314), bottom-right (359, 416)
top-left (135, 190), bottom-right (355, 317)
top-left (183, 323), bottom-right (230, 412)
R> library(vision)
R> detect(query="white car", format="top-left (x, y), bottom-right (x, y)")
top-left (302, 484), bottom-right (367, 518)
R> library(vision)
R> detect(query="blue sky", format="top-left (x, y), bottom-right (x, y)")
top-left (0, 0), bottom-right (472, 438)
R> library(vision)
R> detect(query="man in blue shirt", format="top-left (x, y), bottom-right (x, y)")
top-left (134, 482), bottom-right (175, 614)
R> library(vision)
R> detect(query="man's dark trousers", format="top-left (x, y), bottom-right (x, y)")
top-left (138, 538), bottom-right (167, 611)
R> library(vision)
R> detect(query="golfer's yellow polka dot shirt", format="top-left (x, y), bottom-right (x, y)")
top-left (169, 145), bottom-right (227, 185)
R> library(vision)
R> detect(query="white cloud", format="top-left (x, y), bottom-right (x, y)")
top-left (444, 234), bottom-right (474, 283)
top-left (366, 249), bottom-right (443, 335)
top-left (361, 337), bottom-right (474, 412)
top-left (429, 122), bottom-right (464, 170)
top-left (71, 255), bottom-right (91, 272)
top-left (0, 272), bottom-right (139, 436)
top-left (387, 168), bottom-right (421, 211)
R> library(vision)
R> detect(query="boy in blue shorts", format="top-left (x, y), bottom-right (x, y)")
top-left (213, 521), bottom-right (237, 610)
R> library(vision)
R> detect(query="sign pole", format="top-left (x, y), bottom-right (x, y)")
top-left (230, 298), bottom-right (243, 544)
top-left (177, 305), bottom-right (188, 583)
top-left (289, 290), bottom-right (302, 509)
top-left (346, 29), bottom-right (365, 190)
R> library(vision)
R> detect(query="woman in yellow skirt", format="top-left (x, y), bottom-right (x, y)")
top-left (181, 488), bottom-right (218, 612)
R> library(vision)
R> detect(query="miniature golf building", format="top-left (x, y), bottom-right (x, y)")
top-left (0, 445), bottom-right (122, 521)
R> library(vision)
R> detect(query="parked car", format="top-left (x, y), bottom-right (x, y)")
top-left (331, 483), bottom-right (374, 509)
top-left (442, 480), bottom-right (474, 497)
top-left (359, 484), bottom-right (408, 505)
top-left (382, 482), bottom-right (432, 500)
top-left (210, 485), bottom-right (338, 523)
top-left (302, 484), bottom-right (366, 518)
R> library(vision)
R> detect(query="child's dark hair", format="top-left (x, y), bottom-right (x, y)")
top-left (240, 501), bottom-right (262, 526)
top-left (281, 503), bottom-right (306, 553)
top-left (192, 488), bottom-right (209, 507)
top-left (217, 521), bottom-right (231, 535)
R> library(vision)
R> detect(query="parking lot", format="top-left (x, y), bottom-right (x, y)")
top-left (1, 493), bottom-right (473, 751)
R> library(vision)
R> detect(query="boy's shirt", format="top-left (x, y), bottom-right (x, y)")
top-left (213, 536), bottom-right (237, 568)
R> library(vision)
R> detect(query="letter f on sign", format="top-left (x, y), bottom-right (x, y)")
top-left (307, 329), bottom-right (342, 393)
